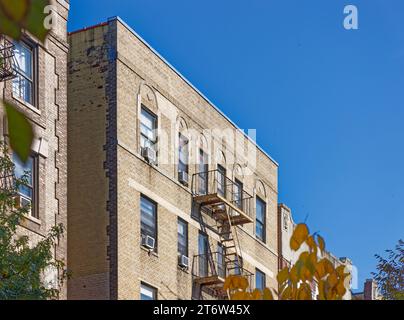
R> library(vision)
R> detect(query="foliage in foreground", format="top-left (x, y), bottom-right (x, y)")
top-left (0, 145), bottom-right (65, 300)
top-left (225, 223), bottom-right (351, 300)
top-left (372, 239), bottom-right (404, 300)
top-left (0, 0), bottom-right (51, 162)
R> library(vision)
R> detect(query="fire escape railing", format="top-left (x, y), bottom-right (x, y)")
top-left (0, 35), bottom-right (18, 82)
top-left (191, 169), bottom-right (254, 221)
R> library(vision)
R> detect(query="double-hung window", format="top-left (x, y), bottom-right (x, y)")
top-left (234, 179), bottom-right (243, 209)
top-left (140, 283), bottom-right (157, 300)
top-left (178, 133), bottom-right (189, 182)
top-left (256, 196), bottom-right (266, 242)
top-left (140, 195), bottom-right (157, 249)
top-left (217, 165), bottom-right (226, 197)
top-left (177, 218), bottom-right (188, 257)
top-left (140, 106), bottom-right (157, 151)
top-left (217, 243), bottom-right (226, 278)
top-left (13, 41), bottom-right (34, 106)
top-left (255, 269), bottom-right (266, 291)
top-left (198, 149), bottom-right (208, 195)
top-left (13, 153), bottom-right (36, 218)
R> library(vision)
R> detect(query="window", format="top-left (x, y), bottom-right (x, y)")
top-left (13, 41), bottom-right (34, 106)
top-left (234, 256), bottom-right (243, 275)
top-left (256, 197), bottom-right (266, 242)
top-left (234, 179), bottom-right (243, 209)
top-left (178, 133), bottom-right (189, 180)
top-left (283, 213), bottom-right (288, 231)
top-left (140, 283), bottom-right (157, 300)
top-left (217, 165), bottom-right (226, 197)
top-left (140, 195), bottom-right (157, 249)
top-left (198, 232), bottom-right (209, 277)
top-left (177, 218), bottom-right (188, 257)
top-left (217, 243), bottom-right (226, 278)
top-left (140, 106), bottom-right (157, 151)
top-left (198, 149), bottom-right (208, 195)
top-left (255, 269), bottom-right (266, 291)
top-left (13, 153), bottom-right (37, 218)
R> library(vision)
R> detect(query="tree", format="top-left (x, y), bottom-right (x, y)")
top-left (0, 144), bottom-right (65, 300)
top-left (225, 223), bottom-right (351, 300)
top-left (0, 0), bottom-right (51, 162)
top-left (372, 240), bottom-right (404, 300)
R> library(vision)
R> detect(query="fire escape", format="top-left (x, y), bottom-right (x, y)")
top-left (0, 35), bottom-right (18, 82)
top-left (191, 169), bottom-right (254, 299)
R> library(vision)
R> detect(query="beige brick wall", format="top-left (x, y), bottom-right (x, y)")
top-left (68, 17), bottom-right (279, 300)
top-left (0, 0), bottom-right (69, 298)
top-left (67, 23), bottom-right (111, 300)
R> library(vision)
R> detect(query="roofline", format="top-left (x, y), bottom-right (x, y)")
top-left (69, 16), bottom-right (279, 167)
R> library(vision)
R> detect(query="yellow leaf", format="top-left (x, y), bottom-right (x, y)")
top-left (290, 223), bottom-right (309, 251)
top-left (336, 280), bottom-right (347, 297)
top-left (231, 291), bottom-right (249, 300)
top-left (263, 288), bottom-right (274, 300)
top-left (0, 0), bottom-right (29, 22)
top-left (289, 265), bottom-right (299, 284)
top-left (277, 267), bottom-right (289, 285)
top-left (327, 272), bottom-right (338, 288)
top-left (306, 236), bottom-right (317, 254)
top-left (315, 259), bottom-right (328, 280)
top-left (238, 276), bottom-right (249, 291)
top-left (317, 234), bottom-right (325, 253)
top-left (318, 280), bottom-right (326, 300)
top-left (251, 289), bottom-right (262, 300)
top-left (281, 286), bottom-right (292, 300)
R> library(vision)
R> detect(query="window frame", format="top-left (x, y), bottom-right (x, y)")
top-left (255, 196), bottom-right (267, 242)
top-left (140, 282), bottom-right (157, 300)
top-left (12, 39), bottom-right (37, 107)
top-left (198, 149), bottom-right (209, 195)
top-left (178, 133), bottom-right (189, 178)
top-left (177, 218), bottom-right (188, 258)
top-left (140, 105), bottom-right (158, 152)
top-left (140, 194), bottom-right (158, 251)
top-left (217, 164), bottom-right (226, 197)
top-left (255, 268), bottom-right (266, 291)
top-left (13, 153), bottom-right (38, 219)
top-left (234, 178), bottom-right (243, 210)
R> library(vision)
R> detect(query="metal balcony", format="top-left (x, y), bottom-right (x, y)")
top-left (192, 252), bottom-right (253, 288)
top-left (191, 170), bottom-right (254, 226)
top-left (0, 36), bottom-right (17, 82)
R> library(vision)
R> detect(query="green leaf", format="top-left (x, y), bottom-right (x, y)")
top-left (0, 0), bottom-right (50, 41)
top-left (4, 102), bottom-right (33, 162)
top-left (23, 0), bottom-right (50, 42)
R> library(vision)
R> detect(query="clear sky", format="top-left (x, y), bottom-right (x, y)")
top-left (68, 0), bottom-right (404, 292)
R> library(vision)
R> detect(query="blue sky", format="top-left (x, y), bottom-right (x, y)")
top-left (68, 0), bottom-right (404, 291)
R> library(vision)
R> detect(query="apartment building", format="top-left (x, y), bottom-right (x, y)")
top-left (67, 17), bottom-right (279, 300)
top-left (278, 204), bottom-right (353, 300)
top-left (352, 279), bottom-right (382, 300)
top-left (0, 1), bottom-right (70, 298)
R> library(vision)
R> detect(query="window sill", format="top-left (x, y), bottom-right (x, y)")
top-left (12, 94), bottom-right (41, 115)
top-left (23, 214), bottom-right (41, 226)
top-left (140, 245), bottom-right (159, 257)
top-left (177, 266), bottom-right (190, 274)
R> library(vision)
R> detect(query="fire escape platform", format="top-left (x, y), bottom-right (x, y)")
top-left (193, 275), bottom-right (225, 286)
top-left (193, 193), bottom-right (254, 225)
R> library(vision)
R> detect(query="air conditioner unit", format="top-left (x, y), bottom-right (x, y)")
top-left (178, 171), bottom-right (189, 186)
top-left (178, 255), bottom-right (189, 268)
top-left (141, 235), bottom-right (155, 250)
top-left (141, 147), bottom-right (157, 164)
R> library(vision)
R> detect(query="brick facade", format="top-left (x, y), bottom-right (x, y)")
top-left (67, 17), bottom-right (279, 300)
top-left (0, 0), bottom-right (69, 299)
